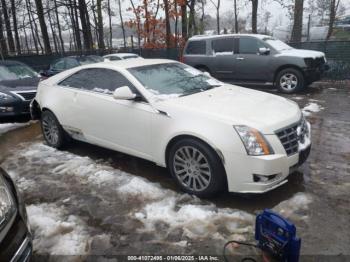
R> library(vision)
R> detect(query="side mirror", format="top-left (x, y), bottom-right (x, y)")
top-left (39, 70), bottom-right (49, 77)
top-left (113, 86), bottom-right (137, 100)
top-left (259, 47), bottom-right (270, 55)
top-left (202, 71), bottom-right (211, 77)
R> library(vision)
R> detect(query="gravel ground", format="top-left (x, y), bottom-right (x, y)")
top-left (0, 81), bottom-right (349, 261)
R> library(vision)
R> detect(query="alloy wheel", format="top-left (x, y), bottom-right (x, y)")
top-left (42, 114), bottom-right (59, 145)
top-left (280, 73), bottom-right (298, 91)
top-left (173, 146), bottom-right (212, 192)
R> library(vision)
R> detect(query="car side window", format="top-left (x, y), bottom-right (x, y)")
top-left (212, 38), bottom-right (235, 54)
top-left (185, 41), bottom-right (206, 55)
top-left (239, 37), bottom-right (266, 54)
top-left (51, 59), bottom-right (65, 71)
top-left (59, 68), bottom-right (135, 95)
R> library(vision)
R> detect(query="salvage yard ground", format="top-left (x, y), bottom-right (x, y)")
top-left (0, 81), bottom-right (349, 260)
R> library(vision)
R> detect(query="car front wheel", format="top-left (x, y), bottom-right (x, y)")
top-left (41, 110), bottom-right (69, 149)
top-left (276, 68), bottom-right (305, 93)
top-left (168, 138), bottom-right (226, 197)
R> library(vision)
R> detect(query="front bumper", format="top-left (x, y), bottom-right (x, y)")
top-left (303, 63), bottom-right (329, 83)
top-left (0, 100), bottom-right (31, 118)
top-left (224, 143), bottom-right (311, 194)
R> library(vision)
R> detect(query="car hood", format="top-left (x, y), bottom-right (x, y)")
top-left (0, 77), bottom-right (40, 92)
top-left (278, 49), bottom-right (325, 59)
top-left (157, 85), bottom-right (302, 134)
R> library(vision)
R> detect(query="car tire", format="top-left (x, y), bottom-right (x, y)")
top-left (168, 138), bottom-right (226, 198)
top-left (276, 68), bottom-right (305, 93)
top-left (41, 110), bottom-right (69, 149)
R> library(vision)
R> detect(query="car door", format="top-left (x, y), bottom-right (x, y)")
top-left (211, 37), bottom-right (237, 79)
top-left (70, 68), bottom-right (154, 160)
top-left (235, 36), bottom-right (272, 81)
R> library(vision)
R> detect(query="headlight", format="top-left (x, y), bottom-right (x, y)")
top-left (0, 92), bottom-right (13, 100)
top-left (0, 175), bottom-right (16, 228)
top-left (234, 125), bottom-right (274, 156)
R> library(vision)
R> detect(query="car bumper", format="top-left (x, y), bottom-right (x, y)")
top-left (0, 101), bottom-right (31, 118)
top-left (303, 63), bottom-right (329, 83)
top-left (224, 145), bottom-right (311, 194)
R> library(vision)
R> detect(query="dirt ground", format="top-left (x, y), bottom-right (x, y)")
top-left (0, 81), bottom-right (349, 261)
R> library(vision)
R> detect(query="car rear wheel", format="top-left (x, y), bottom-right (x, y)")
top-left (168, 138), bottom-right (226, 197)
top-left (276, 68), bottom-right (305, 93)
top-left (41, 110), bottom-right (69, 149)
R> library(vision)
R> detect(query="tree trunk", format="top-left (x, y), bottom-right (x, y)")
top-left (163, 0), bottom-right (171, 48)
top-left (326, 0), bottom-right (340, 40)
top-left (78, 0), bottom-right (93, 50)
top-left (54, 0), bottom-right (65, 53)
top-left (96, 0), bottom-right (105, 49)
top-left (107, 0), bottom-right (113, 49)
top-left (290, 0), bottom-right (304, 43)
top-left (1, 0), bottom-right (15, 53)
top-left (188, 0), bottom-right (196, 37)
top-left (216, 0), bottom-right (220, 34)
top-left (25, 0), bottom-right (40, 54)
top-left (34, 0), bottom-right (52, 54)
top-left (200, 0), bottom-right (205, 34)
top-left (181, 1), bottom-right (188, 39)
top-left (234, 0), bottom-right (238, 33)
top-left (118, 0), bottom-right (126, 48)
top-left (47, 4), bottom-right (59, 53)
top-left (0, 8), bottom-right (8, 57)
top-left (143, 0), bottom-right (150, 44)
top-left (72, 0), bottom-right (82, 51)
top-left (251, 0), bottom-right (258, 33)
top-left (130, 0), bottom-right (141, 48)
top-left (10, 0), bottom-right (21, 54)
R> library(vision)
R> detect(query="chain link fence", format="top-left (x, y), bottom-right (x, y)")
top-left (3, 41), bottom-right (350, 80)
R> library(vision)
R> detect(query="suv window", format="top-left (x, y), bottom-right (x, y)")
top-left (212, 38), bottom-right (235, 53)
top-left (239, 37), bottom-right (265, 54)
top-left (59, 68), bottom-right (134, 94)
top-left (51, 59), bottom-right (65, 70)
top-left (186, 41), bottom-right (206, 55)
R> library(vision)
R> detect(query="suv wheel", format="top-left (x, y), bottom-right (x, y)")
top-left (276, 68), bottom-right (305, 93)
top-left (41, 110), bottom-right (69, 148)
top-left (168, 138), bottom-right (226, 197)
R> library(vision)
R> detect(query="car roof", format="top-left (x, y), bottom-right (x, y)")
top-left (188, 33), bottom-right (270, 41)
top-left (0, 60), bottom-right (26, 66)
top-left (102, 58), bottom-right (176, 69)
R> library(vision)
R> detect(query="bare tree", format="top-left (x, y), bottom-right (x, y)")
top-left (251, 0), bottom-right (258, 33)
top-left (0, 8), bottom-right (8, 57)
top-left (1, 0), bottom-right (15, 53)
top-left (107, 0), bottom-right (113, 49)
top-left (96, 0), bottom-right (105, 49)
top-left (163, 0), bottom-right (171, 48)
top-left (118, 0), bottom-right (126, 48)
top-left (290, 0), bottom-right (304, 42)
top-left (180, 0), bottom-right (188, 39)
top-left (54, 0), bottom-right (65, 53)
top-left (78, 0), bottom-right (93, 50)
top-left (210, 0), bottom-right (220, 34)
top-left (234, 0), bottom-right (238, 33)
top-left (34, 0), bottom-right (52, 54)
top-left (326, 0), bottom-right (341, 40)
top-left (10, 0), bottom-right (21, 54)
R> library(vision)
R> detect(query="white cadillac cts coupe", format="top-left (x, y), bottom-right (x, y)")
top-left (31, 59), bottom-right (311, 197)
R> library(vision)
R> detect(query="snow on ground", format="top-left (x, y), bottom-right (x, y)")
top-left (302, 102), bottom-right (324, 116)
top-left (3, 142), bottom-right (313, 254)
top-left (0, 122), bottom-right (30, 135)
top-left (27, 203), bottom-right (90, 255)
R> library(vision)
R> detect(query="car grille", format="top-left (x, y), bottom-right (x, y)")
top-left (13, 91), bottom-right (36, 101)
top-left (276, 122), bottom-right (299, 156)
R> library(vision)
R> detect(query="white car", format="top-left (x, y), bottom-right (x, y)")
top-left (103, 53), bottom-right (142, 62)
top-left (31, 59), bottom-right (311, 197)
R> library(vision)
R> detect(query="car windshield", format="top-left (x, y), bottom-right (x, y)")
top-left (0, 64), bottom-right (38, 81)
top-left (264, 38), bottom-right (293, 51)
top-left (128, 63), bottom-right (223, 98)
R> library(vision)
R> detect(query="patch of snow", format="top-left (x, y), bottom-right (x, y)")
top-left (92, 88), bottom-right (114, 95)
top-left (0, 122), bottom-right (30, 135)
top-left (273, 193), bottom-right (312, 221)
top-left (302, 102), bottom-right (324, 116)
top-left (214, 51), bottom-right (234, 55)
top-left (148, 88), bottom-right (181, 100)
top-left (27, 203), bottom-right (90, 255)
top-left (291, 96), bottom-right (304, 101)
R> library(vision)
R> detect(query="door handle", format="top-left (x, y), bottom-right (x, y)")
top-left (236, 57), bottom-right (245, 60)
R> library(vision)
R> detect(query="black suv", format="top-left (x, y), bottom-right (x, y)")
top-left (0, 60), bottom-right (40, 118)
top-left (0, 167), bottom-right (32, 261)
top-left (182, 34), bottom-right (329, 93)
